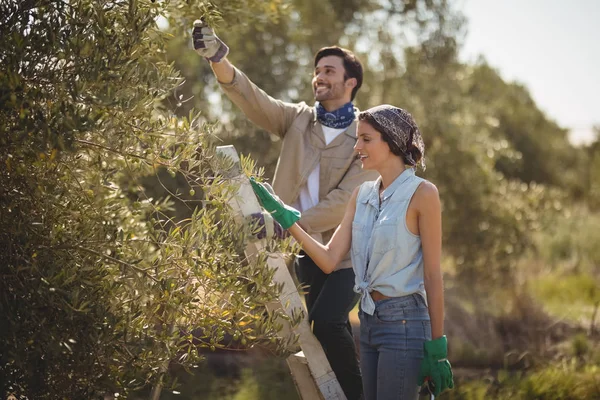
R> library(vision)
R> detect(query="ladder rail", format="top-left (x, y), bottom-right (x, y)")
top-left (215, 145), bottom-right (347, 400)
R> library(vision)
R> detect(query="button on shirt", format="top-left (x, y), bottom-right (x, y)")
top-left (351, 168), bottom-right (427, 315)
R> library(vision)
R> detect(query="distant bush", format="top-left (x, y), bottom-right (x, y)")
top-left (572, 333), bottom-right (590, 359)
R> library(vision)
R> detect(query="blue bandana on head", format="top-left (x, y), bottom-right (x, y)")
top-left (315, 101), bottom-right (355, 129)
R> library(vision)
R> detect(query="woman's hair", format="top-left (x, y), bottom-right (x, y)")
top-left (358, 111), bottom-right (423, 167)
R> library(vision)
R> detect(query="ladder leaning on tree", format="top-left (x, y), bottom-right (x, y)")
top-left (215, 145), bottom-right (347, 400)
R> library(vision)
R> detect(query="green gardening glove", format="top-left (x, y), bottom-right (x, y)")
top-left (249, 177), bottom-right (301, 229)
top-left (418, 335), bottom-right (454, 396)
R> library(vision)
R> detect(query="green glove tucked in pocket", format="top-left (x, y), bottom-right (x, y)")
top-left (418, 335), bottom-right (454, 396)
top-left (250, 177), bottom-right (301, 230)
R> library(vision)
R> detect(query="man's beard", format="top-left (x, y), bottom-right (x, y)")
top-left (314, 82), bottom-right (345, 103)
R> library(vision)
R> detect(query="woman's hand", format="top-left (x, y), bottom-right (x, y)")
top-left (249, 177), bottom-right (301, 229)
top-left (418, 335), bottom-right (454, 396)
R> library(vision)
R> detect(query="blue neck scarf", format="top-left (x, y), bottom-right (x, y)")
top-left (315, 101), bottom-right (355, 129)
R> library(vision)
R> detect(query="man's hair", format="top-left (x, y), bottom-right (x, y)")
top-left (314, 46), bottom-right (363, 101)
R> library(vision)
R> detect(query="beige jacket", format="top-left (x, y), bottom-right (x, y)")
top-left (220, 68), bottom-right (378, 270)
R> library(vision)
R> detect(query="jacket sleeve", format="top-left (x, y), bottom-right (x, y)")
top-left (219, 67), bottom-right (307, 138)
top-left (299, 159), bottom-right (378, 233)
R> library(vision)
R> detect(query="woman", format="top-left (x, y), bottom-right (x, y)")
top-left (251, 104), bottom-right (453, 399)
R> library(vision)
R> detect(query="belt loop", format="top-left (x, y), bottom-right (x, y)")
top-left (412, 293), bottom-right (420, 306)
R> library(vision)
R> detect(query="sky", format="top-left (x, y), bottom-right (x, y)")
top-left (459, 0), bottom-right (600, 145)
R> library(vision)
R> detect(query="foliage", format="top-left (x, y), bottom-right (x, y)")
top-left (0, 0), bottom-right (300, 398)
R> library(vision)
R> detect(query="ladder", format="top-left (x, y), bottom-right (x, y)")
top-left (216, 145), bottom-right (347, 400)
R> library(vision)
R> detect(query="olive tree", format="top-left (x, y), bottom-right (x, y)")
top-left (0, 0), bottom-right (297, 398)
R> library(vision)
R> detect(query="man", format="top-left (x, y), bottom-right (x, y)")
top-left (192, 20), bottom-right (377, 400)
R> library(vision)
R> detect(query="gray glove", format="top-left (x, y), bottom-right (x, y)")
top-left (249, 212), bottom-right (289, 240)
top-left (192, 19), bottom-right (229, 63)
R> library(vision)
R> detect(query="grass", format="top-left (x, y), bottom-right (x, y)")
top-left (446, 362), bottom-right (600, 400)
top-left (528, 271), bottom-right (600, 331)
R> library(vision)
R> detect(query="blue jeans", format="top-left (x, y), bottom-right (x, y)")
top-left (358, 294), bottom-right (431, 400)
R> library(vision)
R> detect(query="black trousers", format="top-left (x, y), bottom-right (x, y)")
top-left (294, 252), bottom-right (363, 400)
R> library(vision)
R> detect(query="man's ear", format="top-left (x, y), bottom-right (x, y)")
top-left (345, 77), bottom-right (357, 89)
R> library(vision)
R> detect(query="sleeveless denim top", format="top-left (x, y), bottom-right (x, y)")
top-left (351, 168), bottom-right (427, 315)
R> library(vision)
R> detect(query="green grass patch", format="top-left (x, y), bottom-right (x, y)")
top-left (447, 362), bottom-right (600, 400)
top-left (528, 272), bottom-right (600, 327)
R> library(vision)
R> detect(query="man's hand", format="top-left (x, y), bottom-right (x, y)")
top-left (249, 177), bottom-right (300, 230)
top-left (192, 19), bottom-right (229, 63)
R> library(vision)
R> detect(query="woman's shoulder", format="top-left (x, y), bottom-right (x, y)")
top-left (416, 180), bottom-right (438, 196)
top-left (413, 180), bottom-right (440, 210)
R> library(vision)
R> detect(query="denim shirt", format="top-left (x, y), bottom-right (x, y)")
top-left (351, 168), bottom-right (427, 315)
